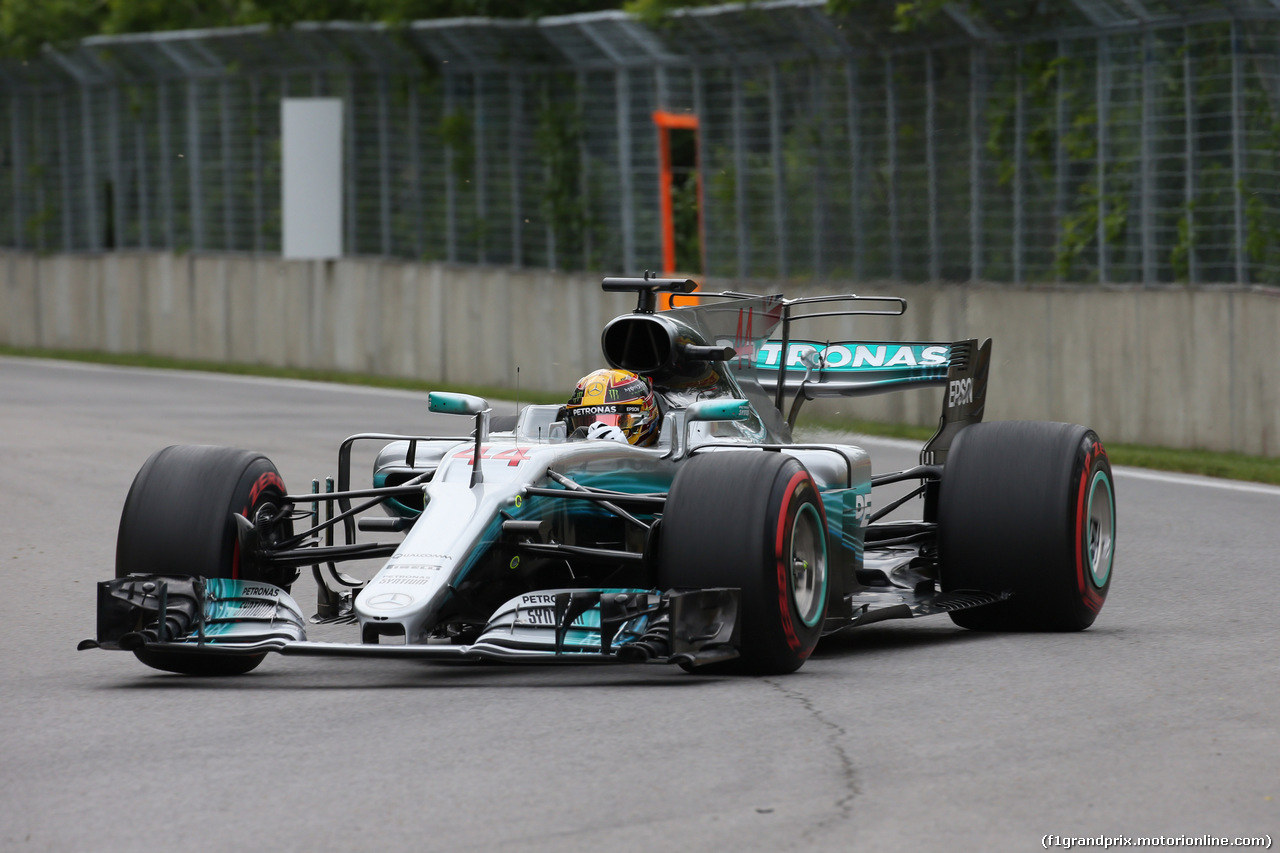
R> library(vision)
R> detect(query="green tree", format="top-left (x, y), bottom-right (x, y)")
top-left (0, 0), bottom-right (625, 58)
top-left (1, 0), bottom-right (107, 57)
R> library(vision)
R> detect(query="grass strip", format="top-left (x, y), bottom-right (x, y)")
top-left (1103, 442), bottom-right (1280, 486)
top-left (5, 345), bottom-right (1278, 486)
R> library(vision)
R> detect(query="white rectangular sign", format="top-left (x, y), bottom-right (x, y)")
top-left (282, 98), bottom-right (343, 259)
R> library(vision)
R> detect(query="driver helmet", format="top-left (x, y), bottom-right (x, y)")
top-left (565, 369), bottom-right (661, 447)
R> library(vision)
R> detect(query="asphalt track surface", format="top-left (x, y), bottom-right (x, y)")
top-left (1, 357), bottom-right (1276, 853)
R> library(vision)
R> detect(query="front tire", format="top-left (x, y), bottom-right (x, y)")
top-left (658, 451), bottom-right (829, 674)
top-left (116, 445), bottom-right (294, 675)
top-left (938, 421), bottom-right (1115, 631)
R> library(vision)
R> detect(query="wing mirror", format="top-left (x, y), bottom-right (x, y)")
top-left (428, 392), bottom-right (489, 416)
top-left (428, 392), bottom-right (491, 487)
top-left (682, 399), bottom-right (752, 459)
top-left (685, 399), bottom-right (752, 423)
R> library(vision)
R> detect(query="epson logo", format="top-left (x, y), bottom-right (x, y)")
top-left (948, 378), bottom-right (974, 408)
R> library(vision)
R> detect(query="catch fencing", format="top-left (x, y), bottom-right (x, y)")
top-left (2, 0), bottom-right (1280, 285)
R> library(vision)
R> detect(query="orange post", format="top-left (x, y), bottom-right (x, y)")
top-left (652, 110), bottom-right (702, 308)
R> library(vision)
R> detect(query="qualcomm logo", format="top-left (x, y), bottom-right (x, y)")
top-left (755, 342), bottom-right (950, 371)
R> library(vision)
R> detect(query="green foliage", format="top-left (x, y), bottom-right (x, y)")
top-left (0, 0), bottom-right (107, 57)
top-left (1245, 185), bottom-right (1278, 266)
top-left (0, 0), bottom-right (624, 58)
top-left (885, 0), bottom-right (950, 33)
top-left (532, 79), bottom-right (592, 269)
top-left (623, 0), bottom-right (720, 26)
top-left (437, 108), bottom-right (473, 183)
top-left (1169, 202), bottom-right (1196, 282)
top-left (1055, 182), bottom-right (1129, 281)
top-left (671, 172), bottom-right (700, 273)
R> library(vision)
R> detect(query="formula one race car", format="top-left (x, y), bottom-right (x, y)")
top-left (80, 275), bottom-right (1116, 676)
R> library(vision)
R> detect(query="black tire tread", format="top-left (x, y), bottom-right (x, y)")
top-left (939, 421), bottom-right (1111, 631)
top-left (658, 451), bottom-right (825, 674)
top-left (116, 445), bottom-right (289, 675)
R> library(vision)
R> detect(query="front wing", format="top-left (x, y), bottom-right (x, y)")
top-left (79, 576), bottom-right (741, 668)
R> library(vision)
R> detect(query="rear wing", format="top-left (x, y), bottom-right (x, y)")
top-left (755, 337), bottom-right (991, 463)
top-left (753, 340), bottom-right (953, 399)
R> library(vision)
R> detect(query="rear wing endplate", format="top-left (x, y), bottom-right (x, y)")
top-left (920, 338), bottom-right (991, 464)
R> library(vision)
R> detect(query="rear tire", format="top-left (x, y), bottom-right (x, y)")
top-left (116, 445), bottom-right (294, 675)
top-left (658, 451), bottom-right (828, 674)
top-left (939, 421), bottom-right (1115, 631)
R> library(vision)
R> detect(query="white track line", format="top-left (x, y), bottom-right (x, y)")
top-left (6, 355), bottom-right (437, 402)
top-left (1111, 465), bottom-right (1280, 497)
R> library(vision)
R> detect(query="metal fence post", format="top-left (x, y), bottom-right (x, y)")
top-left (769, 63), bottom-right (787, 279)
top-left (81, 86), bottom-right (100, 252)
top-left (1096, 35), bottom-right (1109, 283)
top-left (136, 99), bottom-right (150, 250)
top-left (345, 74), bottom-right (356, 257)
top-left (886, 54), bottom-right (900, 281)
top-left (1230, 18), bottom-right (1247, 285)
top-left (158, 81), bottom-right (174, 250)
top-left (692, 64), bottom-right (707, 275)
top-left (812, 63), bottom-right (827, 280)
top-left (32, 94), bottom-right (44, 251)
top-left (545, 79), bottom-right (557, 271)
top-left (59, 90), bottom-right (72, 251)
top-left (219, 80), bottom-right (233, 250)
top-left (970, 46), bottom-right (983, 282)
top-left (617, 68), bottom-right (635, 275)
top-left (408, 81), bottom-right (422, 260)
top-left (378, 74), bottom-right (391, 257)
top-left (926, 50), bottom-right (940, 282)
top-left (577, 70), bottom-right (590, 270)
top-left (1183, 26), bottom-right (1197, 284)
top-left (509, 72), bottom-right (522, 268)
top-left (474, 72), bottom-right (487, 265)
top-left (187, 78), bottom-right (203, 252)
top-left (109, 86), bottom-right (124, 248)
top-left (1055, 39), bottom-right (1068, 282)
top-left (251, 77), bottom-right (262, 253)
top-left (732, 65), bottom-right (747, 278)
top-left (444, 72), bottom-right (457, 264)
top-left (1014, 45), bottom-right (1025, 284)
top-left (846, 59), bottom-right (863, 281)
top-left (1141, 30), bottom-right (1156, 284)
top-left (10, 93), bottom-right (23, 249)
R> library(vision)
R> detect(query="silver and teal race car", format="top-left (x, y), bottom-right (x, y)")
top-left (80, 275), bottom-right (1116, 676)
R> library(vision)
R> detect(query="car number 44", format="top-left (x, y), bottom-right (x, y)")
top-left (453, 446), bottom-right (531, 467)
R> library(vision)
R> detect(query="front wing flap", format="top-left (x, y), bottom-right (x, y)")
top-left (85, 576), bottom-right (308, 652)
top-left (80, 576), bottom-right (740, 668)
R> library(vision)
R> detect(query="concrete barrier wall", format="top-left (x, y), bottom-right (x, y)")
top-left (4, 250), bottom-right (1278, 457)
